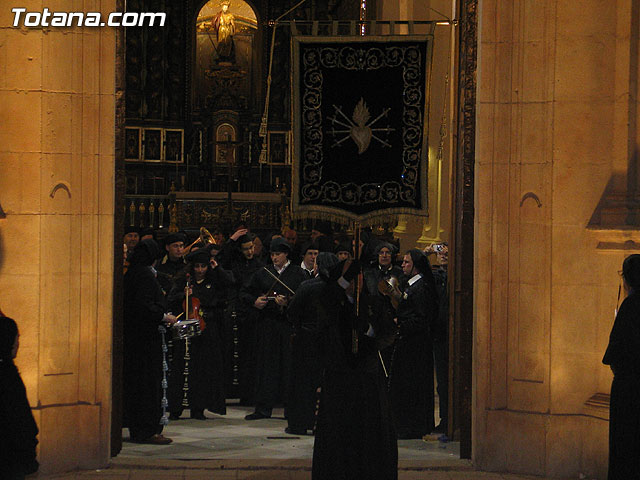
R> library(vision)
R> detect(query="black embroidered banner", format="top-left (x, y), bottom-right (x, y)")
top-left (292, 36), bottom-right (432, 224)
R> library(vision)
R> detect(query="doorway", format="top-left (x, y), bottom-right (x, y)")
top-left (111, 0), bottom-right (476, 464)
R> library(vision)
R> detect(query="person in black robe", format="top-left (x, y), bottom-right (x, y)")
top-left (362, 242), bottom-right (403, 296)
top-left (334, 240), bottom-right (352, 262)
top-left (167, 248), bottom-right (231, 419)
top-left (241, 237), bottom-right (308, 420)
top-left (312, 258), bottom-right (398, 480)
top-left (156, 232), bottom-right (187, 294)
top-left (429, 242), bottom-right (449, 434)
top-left (286, 252), bottom-right (340, 435)
top-left (219, 232), bottom-right (265, 404)
top-left (123, 239), bottom-right (177, 444)
top-left (284, 227), bottom-right (302, 265)
top-left (299, 241), bottom-right (320, 279)
top-left (603, 254), bottom-right (640, 479)
top-left (0, 316), bottom-right (39, 479)
top-left (310, 221), bottom-right (334, 253)
top-left (362, 241), bottom-right (403, 370)
top-left (389, 249), bottom-right (439, 439)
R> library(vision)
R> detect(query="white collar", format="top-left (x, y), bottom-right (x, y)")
top-left (408, 273), bottom-right (422, 286)
top-left (275, 260), bottom-right (291, 275)
top-left (300, 260), bottom-right (315, 274)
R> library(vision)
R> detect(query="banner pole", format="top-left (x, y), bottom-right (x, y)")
top-left (353, 221), bottom-right (361, 354)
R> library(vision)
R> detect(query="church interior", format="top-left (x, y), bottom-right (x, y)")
top-left (0, 0), bottom-right (638, 478)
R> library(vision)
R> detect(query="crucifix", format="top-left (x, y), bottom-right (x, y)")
top-left (213, 133), bottom-right (249, 228)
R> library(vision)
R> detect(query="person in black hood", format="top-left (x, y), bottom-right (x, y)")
top-left (312, 256), bottom-right (398, 479)
top-left (388, 249), bottom-right (439, 439)
top-left (123, 239), bottom-right (178, 444)
top-left (362, 241), bottom-right (403, 370)
top-left (0, 316), bottom-right (39, 479)
top-left (603, 254), bottom-right (640, 479)
top-left (310, 221), bottom-right (334, 253)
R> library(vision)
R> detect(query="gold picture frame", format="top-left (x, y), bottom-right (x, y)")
top-left (142, 128), bottom-right (163, 162)
top-left (267, 130), bottom-right (289, 164)
top-left (164, 129), bottom-right (184, 163)
top-left (125, 127), bottom-right (142, 161)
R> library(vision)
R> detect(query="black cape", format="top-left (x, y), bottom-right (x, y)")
top-left (432, 266), bottom-right (449, 429)
top-left (286, 276), bottom-right (326, 431)
top-left (312, 281), bottom-right (398, 480)
top-left (0, 359), bottom-right (39, 478)
top-left (603, 289), bottom-right (640, 479)
top-left (123, 263), bottom-right (167, 440)
top-left (220, 249), bottom-right (265, 402)
top-left (390, 275), bottom-right (438, 437)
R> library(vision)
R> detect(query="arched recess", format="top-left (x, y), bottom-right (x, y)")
top-left (190, 0), bottom-right (262, 114)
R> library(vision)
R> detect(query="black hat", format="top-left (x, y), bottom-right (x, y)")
top-left (124, 226), bottom-right (139, 235)
top-left (164, 232), bottom-right (187, 246)
top-left (238, 234), bottom-right (253, 245)
top-left (270, 237), bottom-right (291, 254)
top-left (139, 227), bottom-right (156, 240)
top-left (334, 241), bottom-right (351, 254)
top-left (375, 241), bottom-right (395, 255)
top-left (313, 220), bottom-right (332, 236)
top-left (301, 241), bottom-right (320, 255)
top-left (186, 249), bottom-right (210, 265)
top-left (129, 238), bottom-right (161, 266)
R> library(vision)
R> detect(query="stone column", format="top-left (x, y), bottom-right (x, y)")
top-left (0, 3), bottom-right (116, 473)
top-left (475, 1), bottom-right (632, 477)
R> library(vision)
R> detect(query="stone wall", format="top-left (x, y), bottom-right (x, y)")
top-left (474, 0), bottom-right (640, 477)
top-left (0, 2), bottom-right (116, 473)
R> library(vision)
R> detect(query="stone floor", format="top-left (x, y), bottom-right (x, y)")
top-left (34, 405), bottom-right (562, 479)
top-left (37, 469), bottom-right (561, 479)
top-left (117, 405), bottom-right (459, 461)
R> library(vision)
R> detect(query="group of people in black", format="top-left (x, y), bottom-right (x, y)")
top-left (121, 219), bottom-right (451, 478)
top-left (1, 222), bottom-right (638, 479)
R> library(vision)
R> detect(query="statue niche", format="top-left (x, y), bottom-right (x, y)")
top-left (195, 0), bottom-right (258, 112)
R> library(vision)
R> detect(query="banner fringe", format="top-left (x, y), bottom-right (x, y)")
top-left (291, 206), bottom-right (427, 229)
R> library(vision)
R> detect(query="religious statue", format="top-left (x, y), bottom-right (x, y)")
top-left (213, 1), bottom-right (235, 63)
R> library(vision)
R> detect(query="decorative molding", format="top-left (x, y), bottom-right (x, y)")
top-left (520, 192), bottom-right (542, 208)
top-left (112, 0), bottom-right (127, 457)
top-left (584, 392), bottom-right (610, 409)
top-left (583, 392), bottom-right (610, 421)
top-left (596, 240), bottom-right (640, 251)
top-left (452, 0), bottom-right (477, 461)
top-left (49, 182), bottom-right (71, 199)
